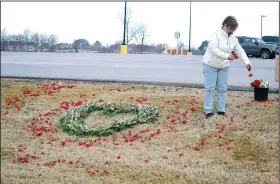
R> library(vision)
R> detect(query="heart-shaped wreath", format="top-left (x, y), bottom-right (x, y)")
top-left (60, 102), bottom-right (159, 137)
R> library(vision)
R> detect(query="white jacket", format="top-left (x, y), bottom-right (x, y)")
top-left (202, 28), bottom-right (251, 68)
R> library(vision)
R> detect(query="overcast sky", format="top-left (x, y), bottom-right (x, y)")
top-left (1, 2), bottom-right (279, 48)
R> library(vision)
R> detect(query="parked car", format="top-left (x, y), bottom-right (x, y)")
top-left (262, 36), bottom-right (279, 46)
top-left (236, 36), bottom-right (279, 59)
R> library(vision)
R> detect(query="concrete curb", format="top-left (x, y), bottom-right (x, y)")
top-left (1, 76), bottom-right (279, 93)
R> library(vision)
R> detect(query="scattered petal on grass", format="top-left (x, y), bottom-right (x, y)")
top-left (78, 142), bottom-right (85, 146)
top-left (23, 89), bottom-right (31, 95)
top-left (2, 80), bottom-right (277, 183)
top-left (200, 138), bottom-right (206, 145)
top-left (191, 107), bottom-right (196, 112)
top-left (18, 157), bottom-right (29, 163)
top-left (104, 170), bottom-right (109, 175)
top-left (182, 120), bottom-right (188, 124)
top-left (136, 99), bottom-right (143, 104)
top-left (60, 102), bottom-right (69, 110)
top-left (31, 92), bottom-right (40, 97)
top-left (105, 161), bottom-right (110, 165)
top-left (226, 146), bottom-right (232, 150)
top-left (178, 153), bottom-right (184, 158)
top-left (68, 84), bottom-right (76, 88)
top-left (193, 145), bottom-right (200, 151)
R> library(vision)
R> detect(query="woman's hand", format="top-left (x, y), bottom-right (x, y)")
top-left (228, 54), bottom-right (239, 60)
top-left (246, 64), bottom-right (252, 71)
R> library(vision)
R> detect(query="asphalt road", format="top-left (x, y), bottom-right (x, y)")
top-left (1, 51), bottom-right (279, 89)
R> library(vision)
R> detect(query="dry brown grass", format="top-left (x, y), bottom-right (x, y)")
top-left (1, 78), bottom-right (279, 184)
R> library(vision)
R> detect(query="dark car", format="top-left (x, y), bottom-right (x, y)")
top-left (262, 36), bottom-right (279, 46)
top-left (236, 36), bottom-right (279, 59)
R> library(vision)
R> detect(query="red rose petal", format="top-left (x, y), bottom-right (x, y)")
top-left (193, 145), bottom-right (200, 151)
top-left (226, 146), bottom-right (232, 150)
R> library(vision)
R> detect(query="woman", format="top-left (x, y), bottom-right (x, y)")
top-left (202, 15), bottom-right (252, 118)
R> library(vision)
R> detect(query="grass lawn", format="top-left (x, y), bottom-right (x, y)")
top-left (1, 78), bottom-right (279, 184)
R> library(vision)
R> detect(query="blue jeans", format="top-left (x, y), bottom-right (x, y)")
top-left (203, 63), bottom-right (230, 114)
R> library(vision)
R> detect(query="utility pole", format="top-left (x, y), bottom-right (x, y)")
top-left (121, 1), bottom-right (128, 54)
top-left (261, 15), bottom-right (266, 38)
top-left (188, 1), bottom-right (192, 53)
top-left (122, 1), bottom-right (127, 45)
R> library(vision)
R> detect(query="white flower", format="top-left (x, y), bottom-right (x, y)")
top-left (260, 81), bottom-right (269, 88)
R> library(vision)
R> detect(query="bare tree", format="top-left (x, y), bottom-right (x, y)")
top-left (47, 34), bottom-right (58, 52)
top-left (117, 6), bottom-right (136, 45)
top-left (38, 34), bottom-right (48, 51)
top-left (23, 29), bottom-right (31, 51)
top-left (7, 34), bottom-right (25, 42)
top-left (31, 32), bottom-right (40, 52)
top-left (134, 24), bottom-right (149, 53)
top-left (17, 34), bottom-right (25, 41)
top-left (1, 28), bottom-right (8, 51)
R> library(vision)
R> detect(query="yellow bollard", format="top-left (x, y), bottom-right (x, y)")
top-left (187, 52), bottom-right (192, 56)
top-left (120, 45), bottom-right (128, 54)
top-left (176, 48), bottom-right (178, 55)
top-left (276, 55), bottom-right (279, 82)
top-left (181, 47), bottom-right (184, 55)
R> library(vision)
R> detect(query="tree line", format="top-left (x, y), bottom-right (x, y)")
top-left (1, 28), bottom-right (59, 52)
top-left (0, 28), bottom-right (167, 54)
top-left (0, 7), bottom-right (208, 54)
top-left (0, 28), bottom-right (108, 53)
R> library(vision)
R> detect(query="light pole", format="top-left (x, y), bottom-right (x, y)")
top-left (121, 1), bottom-right (128, 54)
top-left (175, 32), bottom-right (180, 48)
top-left (123, 1), bottom-right (127, 45)
top-left (188, 1), bottom-right (192, 55)
top-left (261, 15), bottom-right (266, 38)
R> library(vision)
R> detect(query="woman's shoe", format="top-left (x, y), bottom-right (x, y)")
top-left (205, 113), bottom-right (213, 118)
top-left (217, 112), bottom-right (225, 116)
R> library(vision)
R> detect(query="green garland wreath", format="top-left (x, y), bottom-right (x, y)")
top-left (59, 102), bottom-right (159, 137)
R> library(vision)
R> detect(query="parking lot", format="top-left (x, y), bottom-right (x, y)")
top-left (1, 51), bottom-right (279, 89)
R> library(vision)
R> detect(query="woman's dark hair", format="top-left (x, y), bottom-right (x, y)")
top-left (222, 16), bottom-right (238, 30)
